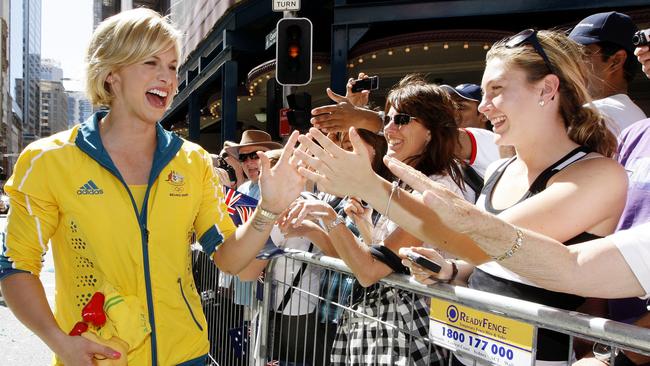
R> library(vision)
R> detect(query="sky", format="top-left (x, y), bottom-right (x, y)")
top-left (41, 0), bottom-right (93, 91)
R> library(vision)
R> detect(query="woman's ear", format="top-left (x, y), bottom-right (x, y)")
top-left (541, 73), bottom-right (560, 103)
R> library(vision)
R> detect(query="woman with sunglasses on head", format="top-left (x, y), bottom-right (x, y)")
top-left (0, 9), bottom-right (304, 366)
top-left (448, 30), bottom-right (626, 366)
top-left (295, 29), bottom-right (627, 366)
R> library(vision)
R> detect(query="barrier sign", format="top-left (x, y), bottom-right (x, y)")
top-left (430, 298), bottom-right (535, 366)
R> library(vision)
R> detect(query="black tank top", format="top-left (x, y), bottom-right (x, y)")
top-left (470, 146), bottom-right (601, 361)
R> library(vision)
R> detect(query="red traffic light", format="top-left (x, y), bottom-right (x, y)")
top-left (276, 18), bottom-right (312, 86)
top-left (289, 44), bottom-right (300, 58)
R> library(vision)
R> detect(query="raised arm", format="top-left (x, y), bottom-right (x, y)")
top-left (213, 132), bottom-right (305, 274)
top-left (294, 127), bottom-right (490, 264)
top-left (386, 156), bottom-right (646, 298)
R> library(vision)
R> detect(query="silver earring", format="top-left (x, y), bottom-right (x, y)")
top-left (539, 100), bottom-right (545, 107)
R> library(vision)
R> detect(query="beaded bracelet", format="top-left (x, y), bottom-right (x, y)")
top-left (492, 229), bottom-right (524, 262)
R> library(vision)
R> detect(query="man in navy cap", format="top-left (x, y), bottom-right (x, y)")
top-left (441, 83), bottom-right (489, 129)
top-left (569, 11), bottom-right (646, 134)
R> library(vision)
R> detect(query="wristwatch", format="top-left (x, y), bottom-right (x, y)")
top-left (324, 215), bottom-right (345, 233)
top-left (593, 343), bottom-right (619, 365)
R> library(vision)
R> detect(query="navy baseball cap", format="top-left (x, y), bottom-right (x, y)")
top-left (568, 11), bottom-right (638, 53)
top-left (441, 83), bottom-right (482, 102)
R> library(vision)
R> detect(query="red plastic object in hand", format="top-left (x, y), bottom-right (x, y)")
top-left (69, 321), bottom-right (89, 336)
top-left (82, 292), bottom-right (106, 327)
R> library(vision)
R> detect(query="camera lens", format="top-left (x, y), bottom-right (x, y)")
top-left (632, 30), bottom-right (649, 47)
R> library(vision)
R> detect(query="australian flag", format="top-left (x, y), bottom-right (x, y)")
top-left (222, 186), bottom-right (286, 260)
top-left (223, 186), bottom-right (258, 226)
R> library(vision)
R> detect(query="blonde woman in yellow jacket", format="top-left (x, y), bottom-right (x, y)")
top-left (0, 9), bottom-right (304, 366)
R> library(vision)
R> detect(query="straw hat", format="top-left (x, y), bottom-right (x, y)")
top-left (224, 130), bottom-right (283, 157)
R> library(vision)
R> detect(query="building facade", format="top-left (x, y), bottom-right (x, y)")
top-left (39, 79), bottom-right (67, 136)
top-left (93, 0), bottom-right (170, 29)
top-left (9, 0), bottom-right (41, 148)
top-left (66, 90), bottom-right (93, 127)
top-left (155, 0), bottom-right (650, 155)
top-left (40, 58), bottom-right (63, 81)
top-left (0, 0), bottom-right (14, 181)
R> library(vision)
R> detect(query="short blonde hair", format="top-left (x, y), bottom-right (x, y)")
top-left (85, 8), bottom-right (182, 107)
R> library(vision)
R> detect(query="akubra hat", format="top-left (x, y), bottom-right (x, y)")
top-left (225, 130), bottom-right (283, 157)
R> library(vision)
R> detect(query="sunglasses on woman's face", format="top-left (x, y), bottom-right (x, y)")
top-left (383, 113), bottom-right (416, 126)
top-left (238, 151), bottom-right (261, 162)
top-left (505, 29), bottom-right (555, 74)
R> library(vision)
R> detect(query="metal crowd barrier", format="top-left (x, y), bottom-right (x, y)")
top-left (193, 249), bottom-right (650, 366)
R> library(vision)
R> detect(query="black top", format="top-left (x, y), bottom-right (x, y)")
top-left (471, 146), bottom-right (602, 361)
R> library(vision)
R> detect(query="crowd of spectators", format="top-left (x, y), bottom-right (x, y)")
top-left (2, 7), bottom-right (650, 366)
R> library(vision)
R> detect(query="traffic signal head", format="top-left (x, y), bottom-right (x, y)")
top-left (286, 92), bottom-right (312, 132)
top-left (276, 18), bottom-right (312, 86)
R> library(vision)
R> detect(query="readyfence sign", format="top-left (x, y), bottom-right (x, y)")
top-left (430, 298), bottom-right (535, 366)
top-left (272, 0), bottom-right (300, 12)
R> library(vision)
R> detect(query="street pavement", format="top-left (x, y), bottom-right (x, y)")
top-left (0, 215), bottom-right (54, 365)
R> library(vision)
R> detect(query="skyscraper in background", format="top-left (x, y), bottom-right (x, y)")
top-left (93, 0), bottom-right (170, 29)
top-left (0, 0), bottom-right (15, 181)
top-left (39, 79), bottom-right (66, 136)
top-left (66, 90), bottom-right (92, 128)
top-left (10, 0), bottom-right (41, 147)
top-left (40, 58), bottom-right (62, 81)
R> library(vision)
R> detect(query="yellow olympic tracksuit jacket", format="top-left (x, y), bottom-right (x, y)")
top-left (0, 111), bottom-right (237, 365)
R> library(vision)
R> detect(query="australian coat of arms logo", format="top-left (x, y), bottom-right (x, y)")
top-left (165, 170), bottom-right (187, 196)
top-left (165, 170), bottom-right (184, 186)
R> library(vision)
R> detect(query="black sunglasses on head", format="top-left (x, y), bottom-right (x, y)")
top-left (238, 151), bottom-right (261, 162)
top-left (505, 29), bottom-right (555, 74)
top-left (383, 113), bottom-right (415, 126)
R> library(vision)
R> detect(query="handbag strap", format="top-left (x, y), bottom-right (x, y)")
top-left (277, 243), bottom-right (314, 312)
top-left (369, 244), bottom-right (410, 275)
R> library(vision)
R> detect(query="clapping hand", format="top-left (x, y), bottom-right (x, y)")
top-left (258, 131), bottom-right (305, 214)
top-left (279, 198), bottom-right (337, 228)
top-left (295, 127), bottom-right (377, 199)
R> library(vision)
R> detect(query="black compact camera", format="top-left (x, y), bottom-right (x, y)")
top-left (632, 29), bottom-right (650, 47)
top-left (351, 76), bottom-right (379, 93)
top-left (216, 152), bottom-right (237, 183)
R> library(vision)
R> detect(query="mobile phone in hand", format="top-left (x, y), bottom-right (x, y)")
top-left (405, 251), bottom-right (442, 273)
top-left (351, 76), bottom-right (379, 93)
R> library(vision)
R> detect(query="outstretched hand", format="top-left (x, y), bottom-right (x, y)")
top-left (280, 198), bottom-right (337, 228)
top-left (294, 127), bottom-right (377, 198)
top-left (258, 131), bottom-right (305, 214)
top-left (310, 101), bottom-right (381, 134)
top-left (384, 155), bottom-right (477, 234)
